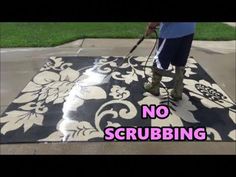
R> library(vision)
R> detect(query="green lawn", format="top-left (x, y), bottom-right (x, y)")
top-left (0, 22), bottom-right (235, 48)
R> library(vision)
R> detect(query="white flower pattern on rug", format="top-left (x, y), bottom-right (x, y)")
top-left (183, 79), bottom-right (235, 109)
top-left (40, 85), bottom-right (137, 141)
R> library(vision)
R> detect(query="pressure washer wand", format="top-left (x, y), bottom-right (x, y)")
top-left (105, 35), bottom-right (145, 78)
top-left (128, 36), bottom-right (145, 54)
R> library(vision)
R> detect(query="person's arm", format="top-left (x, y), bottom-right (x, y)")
top-left (145, 22), bottom-right (160, 36)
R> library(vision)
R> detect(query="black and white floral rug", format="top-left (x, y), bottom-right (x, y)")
top-left (0, 56), bottom-right (235, 143)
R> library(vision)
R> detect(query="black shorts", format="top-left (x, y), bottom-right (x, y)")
top-left (154, 33), bottom-right (194, 69)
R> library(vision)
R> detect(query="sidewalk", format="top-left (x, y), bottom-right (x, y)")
top-left (224, 22), bottom-right (236, 27)
top-left (2, 39), bottom-right (235, 55)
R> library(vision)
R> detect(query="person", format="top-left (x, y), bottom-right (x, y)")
top-left (144, 22), bottom-right (196, 101)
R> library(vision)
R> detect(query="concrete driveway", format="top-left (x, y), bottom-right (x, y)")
top-left (0, 39), bottom-right (235, 154)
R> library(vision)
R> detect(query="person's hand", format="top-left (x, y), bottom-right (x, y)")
top-left (145, 26), bottom-right (156, 36)
top-left (145, 22), bottom-right (159, 37)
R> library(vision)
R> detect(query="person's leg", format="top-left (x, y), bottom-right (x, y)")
top-left (171, 34), bottom-right (194, 67)
top-left (144, 38), bottom-right (164, 96)
top-left (144, 37), bottom-right (179, 95)
top-left (171, 34), bottom-right (194, 101)
top-left (154, 37), bottom-right (180, 70)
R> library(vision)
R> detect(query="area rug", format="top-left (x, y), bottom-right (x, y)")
top-left (0, 56), bottom-right (235, 143)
